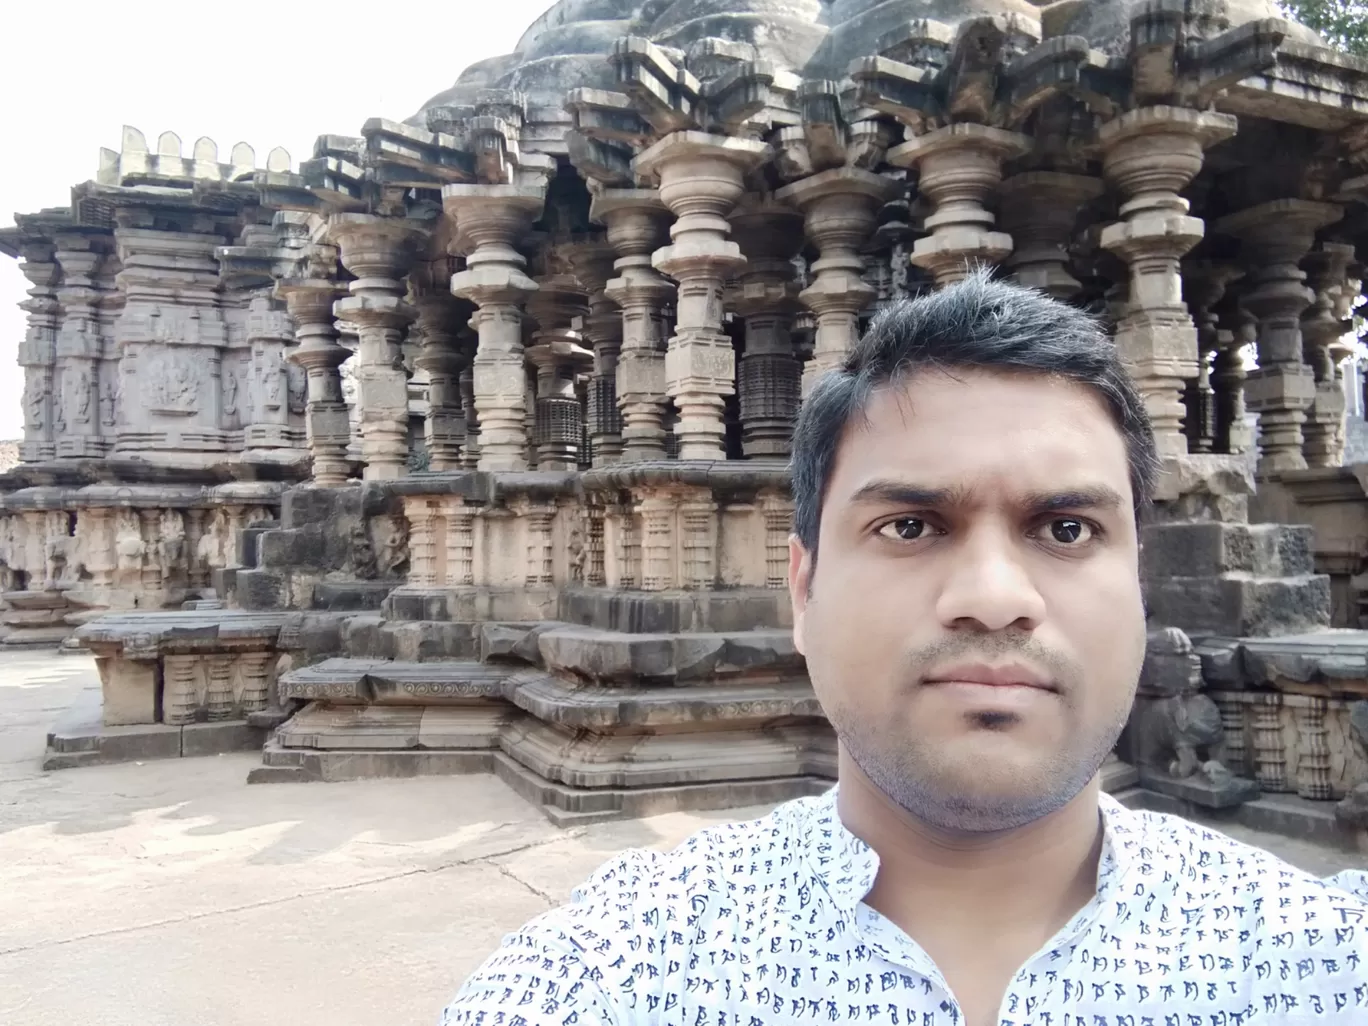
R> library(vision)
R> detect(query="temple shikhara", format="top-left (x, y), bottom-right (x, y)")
top-left (6, 0), bottom-right (1368, 841)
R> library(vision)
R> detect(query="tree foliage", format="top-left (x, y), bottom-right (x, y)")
top-left (1278, 1), bottom-right (1368, 57)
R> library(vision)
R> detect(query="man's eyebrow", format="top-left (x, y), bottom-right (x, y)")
top-left (846, 481), bottom-right (959, 507)
top-left (844, 480), bottom-right (1127, 513)
top-left (1021, 487), bottom-right (1127, 515)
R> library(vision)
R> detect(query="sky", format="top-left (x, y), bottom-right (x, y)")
top-left (0, 0), bottom-right (554, 440)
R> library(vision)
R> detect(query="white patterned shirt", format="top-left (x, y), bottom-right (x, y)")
top-left (444, 788), bottom-right (1368, 1026)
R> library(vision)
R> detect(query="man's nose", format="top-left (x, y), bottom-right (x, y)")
top-left (933, 527), bottom-right (1046, 632)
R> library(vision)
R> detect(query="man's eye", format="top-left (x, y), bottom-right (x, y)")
top-left (1043, 518), bottom-right (1093, 545)
top-left (878, 518), bottom-right (926, 541)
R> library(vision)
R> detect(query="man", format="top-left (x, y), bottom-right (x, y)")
top-left (445, 271), bottom-right (1368, 1026)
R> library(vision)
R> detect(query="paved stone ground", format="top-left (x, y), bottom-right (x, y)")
top-left (1, 650), bottom-right (1366, 1026)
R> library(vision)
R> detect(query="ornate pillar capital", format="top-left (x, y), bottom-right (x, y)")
top-left (634, 132), bottom-right (768, 461)
top-left (591, 189), bottom-right (675, 463)
top-left (444, 184), bottom-right (547, 472)
top-left (999, 171), bottom-right (1104, 301)
top-left (280, 275), bottom-right (351, 485)
top-left (1099, 106), bottom-right (1237, 459)
top-left (728, 196), bottom-right (806, 459)
top-left (777, 167), bottom-right (899, 393)
top-left (1215, 198), bottom-right (1343, 474)
top-left (888, 123), bottom-right (1030, 287)
top-left (324, 213), bottom-right (430, 480)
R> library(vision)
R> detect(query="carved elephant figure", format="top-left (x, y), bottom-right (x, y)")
top-left (1151, 691), bottom-right (1226, 779)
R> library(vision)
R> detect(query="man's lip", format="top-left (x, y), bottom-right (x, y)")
top-left (923, 663), bottom-right (1056, 691)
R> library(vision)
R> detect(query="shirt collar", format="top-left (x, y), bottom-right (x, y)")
top-left (803, 784), bottom-right (1136, 922)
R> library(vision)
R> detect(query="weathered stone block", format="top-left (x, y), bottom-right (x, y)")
top-left (1141, 522), bottom-right (1314, 579)
top-left (1145, 574), bottom-right (1331, 637)
top-left (182, 721), bottom-right (266, 756)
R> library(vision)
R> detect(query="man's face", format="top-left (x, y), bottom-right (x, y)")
top-left (790, 367), bottom-right (1147, 832)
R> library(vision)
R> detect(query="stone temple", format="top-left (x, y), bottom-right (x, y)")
top-left (6, 0), bottom-right (1368, 842)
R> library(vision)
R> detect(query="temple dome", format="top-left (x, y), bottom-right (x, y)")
top-left (412, 0), bottom-right (827, 125)
top-left (644, 0), bottom-right (827, 68)
top-left (803, 0), bottom-right (1044, 78)
top-left (1045, 0), bottom-right (1326, 55)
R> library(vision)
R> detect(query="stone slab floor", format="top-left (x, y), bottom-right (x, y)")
top-left (1, 650), bottom-right (1366, 1026)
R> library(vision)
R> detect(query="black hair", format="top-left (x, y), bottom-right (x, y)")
top-left (790, 267), bottom-right (1160, 560)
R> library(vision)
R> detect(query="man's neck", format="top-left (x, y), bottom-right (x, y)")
top-left (837, 751), bottom-right (1106, 938)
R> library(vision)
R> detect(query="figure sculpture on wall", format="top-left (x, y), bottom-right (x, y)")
top-left (373, 515), bottom-right (409, 579)
top-left (100, 375), bottom-right (118, 429)
top-left (1336, 702), bottom-right (1368, 828)
top-left (157, 509), bottom-right (185, 570)
top-left (351, 521), bottom-right (377, 580)
top-left (23, 376), bottom-right (44, 431)
top-left (1132, 626), bottom-right (1259, 807)
top-left (567, 526), bottom-right (586, 583)
top-left (144, 352), bottom-right (199, 413)
top-left (223, 366), bottom-right (239, 418)
top-left (287, 363), bottom-right (307, 415)
top-left (74, 366), bottom-right (93, 424)
top-left (114, 512), bottom-right (145, 585)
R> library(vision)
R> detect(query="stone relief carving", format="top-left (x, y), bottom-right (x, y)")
top-left (52, 369), bottom-right (67, 435)
top-left (1336, 702), bottom-right (1368, 828)
top-left (1133, 626), bottom-right (1259, 807)
top-left (23, 375), bottom-right (45, 431)
top-left (100, 375), bottom-right (118, 429)
top-left (566, 525), bottom-right (586, 583)
top-left (73, 365), bottom-right (93, 425)
top-left (157, 509), bottom-right (186, 569)
top-left (114, 511), bottom-right (146, 584)
top-left (143, 351), bottom-right (200, 414)
top-left (223, 364), bottom-right (240, 417)
top-left (287, 362), bottom-right (307, 414)
top-left (261, 349), bottom-right (285, 409)
top-left (351, 521), bottom-right (377, 580)
top-left (373, 515), bottom-right (409, 578)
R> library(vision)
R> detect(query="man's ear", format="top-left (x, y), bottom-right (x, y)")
top-left (788, 534), bottom-right (812, 656)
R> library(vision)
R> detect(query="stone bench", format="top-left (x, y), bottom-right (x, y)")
top-left (74, 610), bottom-right (293, 727)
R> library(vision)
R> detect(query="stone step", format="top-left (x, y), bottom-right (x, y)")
top-left (277, 658), bottom-right (509, 704)
top-left (277, 658), bottom-right (819, 726)
top-left (340, 615), bottom-right (482, 661)
top-left (1145, 573), bottom-right (1331, 637)
top-left (311, 580), bottom-right (396, 612)
top-left (236, 519), bottom-right (280, 569)
top-left (1141, 521), bottom-right (1314, 580)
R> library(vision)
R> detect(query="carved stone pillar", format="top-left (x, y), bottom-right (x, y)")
top-left (526, 336), bottom-right (593, 471)
top-left (444, 186), bottom-right (545, 472)
top-left (1213, 293), bottom-right (1257, 456)
top-left (1181, 262), bottom-right (1243, 454)
top-left (242, 289), bottom-right (298, 456)
top-left (999, 172), bottom-right (1103, 301)
top-left (888, 124), bottom-right (1030, 288)
top-left (570, 240), bottom-right (625, 467)
top-left (458, 359), bottom-right (480, 469)
top-left (327, 214), bottom-right (426, 480)
top-left (636, 133), bottom-right (768, 460)
top-left (777, 168), bottom-right (898, 396)
top-left (280, 277), bottom-right (351, 486)
top-left (15, 242), bottom-right (58, 462)
top-left (1216, 199), bottom-right (1342, 474)
top-left (1251, 691), bottom-right (1287, 792)
top-left (53, 234), bottom-right (109, 458)
top-left (1100, 107), bottom-right (1236, 458)
top-left (1301, 243), bottom-right (1356, 468)
top-left (728, 197), bottom-right (805, 457)
top-left (638, 494), bottom-right (676, 591)
top-left (593, 190), bottom-right (674, 462)
top-left (412, 257), bottom-right (470, 471)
